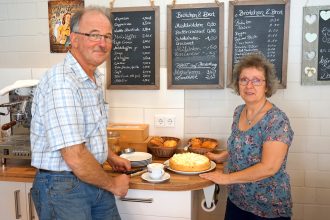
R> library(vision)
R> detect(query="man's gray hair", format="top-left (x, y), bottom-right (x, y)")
top-left (70, 6), bottom-right (113, 33)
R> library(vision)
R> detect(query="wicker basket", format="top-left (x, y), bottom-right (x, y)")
top-left (147, 136), bottom-right (180, 158)
top-left (188, 137), bottom-right (218, 155)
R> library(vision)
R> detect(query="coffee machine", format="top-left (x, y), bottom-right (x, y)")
top-left (0, 80), bottom-right (38, 164)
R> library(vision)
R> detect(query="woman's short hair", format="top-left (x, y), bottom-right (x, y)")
top-left (231, 53), bottom-right (279, 97)
top-left (70, 6), bottom-right (113, 33)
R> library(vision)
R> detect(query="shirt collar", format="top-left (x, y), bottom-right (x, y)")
top-left (64, 52), bottom-right (103, 84)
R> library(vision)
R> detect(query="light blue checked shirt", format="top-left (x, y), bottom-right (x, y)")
top-left (30, 52), bottom-right (108, 171)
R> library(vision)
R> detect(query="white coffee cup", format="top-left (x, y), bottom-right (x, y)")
top-left (147, 163), bottom-right (165, 180)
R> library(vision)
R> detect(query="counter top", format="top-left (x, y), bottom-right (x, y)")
top-left (0, 158), bottom-right (223, 191)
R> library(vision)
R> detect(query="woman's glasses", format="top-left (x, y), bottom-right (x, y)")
top-left (239, 77), bottom-right (265, 86)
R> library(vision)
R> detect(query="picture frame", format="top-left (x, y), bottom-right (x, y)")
top-left (48, 0), bottom-right (84, 53)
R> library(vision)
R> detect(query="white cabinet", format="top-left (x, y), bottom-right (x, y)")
top-left (25, 183), bottom-right (38, 220)
top-left (117, 189), bottom-right (194, 220)
top-left (0, 181), bottom-right (38, 220)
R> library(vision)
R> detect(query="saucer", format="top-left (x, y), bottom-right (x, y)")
top-left (141, 172), bottom-right (170, 183)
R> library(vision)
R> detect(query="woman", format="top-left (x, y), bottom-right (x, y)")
top-left (200, 53), bottom-right (293, 220)
top-left (57, 13), bottom-right (71, 44)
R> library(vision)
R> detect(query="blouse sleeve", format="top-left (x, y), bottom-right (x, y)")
top-left (262, 109), bottom-right (294, 147)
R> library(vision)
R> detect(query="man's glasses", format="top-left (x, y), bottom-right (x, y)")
top-left (73, 32), bottom-right (113, 43)
top-left (239, 77), bottom-right (265, 86)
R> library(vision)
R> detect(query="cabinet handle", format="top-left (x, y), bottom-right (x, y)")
top-left (14, 190), bottom-right (22, 219)
top-left (28, 192), bottom-right (36, 220)
top-left (119, 197), bottom-right (153, 203)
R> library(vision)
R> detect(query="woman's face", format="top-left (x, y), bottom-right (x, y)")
top-left (238, 67), bottom-right (267, 104)
top-left (64, 14), bottom-right (71, 24)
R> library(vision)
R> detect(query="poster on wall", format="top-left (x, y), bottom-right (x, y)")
top-left (48, 0), bottom-right (84, 53)
top-left (302, 6), bottom-right (330, 85)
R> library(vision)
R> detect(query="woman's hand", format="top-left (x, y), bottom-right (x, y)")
top-left (205, 150), bottom-right (229, 163)
top-left (199, 170), bottom-right (231, 185)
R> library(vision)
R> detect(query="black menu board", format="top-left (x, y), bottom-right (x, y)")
top-left (107, 7), bottom-right (160, 90)
top-left (167, 3), bottom-right (224, 89)
top-left (227, 0), bottom-right (290, 88)
top-left (318, 8), bottom-right (330, 81)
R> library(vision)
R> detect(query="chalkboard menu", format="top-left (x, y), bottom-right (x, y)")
top-left (107, 7), bottom-right (160, 90)
top-left (318, 8), bottom-right (330, 81)
top-left (167, 3), bottom-right (224, 89)
top-left (227, 0), bottom-right (290, 88)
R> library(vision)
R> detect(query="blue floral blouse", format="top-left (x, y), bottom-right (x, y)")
top-left (227, 104), bottom-right (294, 218)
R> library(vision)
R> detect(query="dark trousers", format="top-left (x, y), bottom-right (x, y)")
top-left (224, 198), bottom-right (291, 220)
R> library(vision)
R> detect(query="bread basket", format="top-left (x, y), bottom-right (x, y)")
top-left (188, 137), bottom-right (218, 154)
top-left (147, 136), bottom-right (180, 158)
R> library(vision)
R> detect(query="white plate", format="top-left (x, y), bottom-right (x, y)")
top-left (141, 172), bottom-right (170, 183)
top-left (120, 152), bottom-right (152, 167)
top-left (163, 160), bottom-right (216, 175)
top-left (120, 152), bottom-right (152, 161)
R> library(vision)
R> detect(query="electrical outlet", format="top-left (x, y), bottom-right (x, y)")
top-left (154, 114), bottom-right (166, 127)
top-left (165, 115), bottom-right (176, 127)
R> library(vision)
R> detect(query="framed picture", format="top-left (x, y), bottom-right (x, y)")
top-left (301, 6), bottom-right (330, 85)
top-left (48, 0), bottom-right (84, 53)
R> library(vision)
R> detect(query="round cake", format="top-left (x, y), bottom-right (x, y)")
top-left (169, 152), bottom-right (211, 172)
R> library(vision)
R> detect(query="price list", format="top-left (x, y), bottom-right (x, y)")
top-left (232, 4), bottom-right (285, 81)
top-left (111, 11), bottom-right (155, 85)
top-left (171, 7), bottom-right (220, 85)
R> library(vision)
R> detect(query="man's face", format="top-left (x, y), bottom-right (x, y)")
top-left (71, 10), bottom-right (112, 69)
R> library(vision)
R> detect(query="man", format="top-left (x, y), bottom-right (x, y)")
top-left (30, 6), bottom-right (130, 220)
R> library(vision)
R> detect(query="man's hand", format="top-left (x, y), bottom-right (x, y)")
top-left (107, 153), bottom-right (131, 172)
top-left (61, 144), bottom-right (131, 195)
top-left (108, 174), bottom-right (130, 197)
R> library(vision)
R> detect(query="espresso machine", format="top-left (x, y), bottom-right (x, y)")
top-left (0, 80), bottom-right (38, 164)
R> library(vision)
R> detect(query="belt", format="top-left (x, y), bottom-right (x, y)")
top-left (38, 169), bottom-right (73, 174)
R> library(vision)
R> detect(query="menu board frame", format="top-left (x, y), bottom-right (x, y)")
top-left (167, 3), bottom-right (225, 89)
top-left (227, 0), bottom-right (290, 89)
top-left (301, 5), bottom-right (330, 85)
top-left (106, 7), bottom-right (160, 90)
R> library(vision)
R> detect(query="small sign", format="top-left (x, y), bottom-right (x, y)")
top-left (302, 5), bottom-right (330, 85)
top-left (48, 0), bottom-right (84, 53)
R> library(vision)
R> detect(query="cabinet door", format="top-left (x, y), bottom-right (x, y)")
top-left (0, 181), bottom-right (28, 220)
top-left (117, 189), bottom-right (191, 219)
top-left (25, 183), bottom-right (39, 220)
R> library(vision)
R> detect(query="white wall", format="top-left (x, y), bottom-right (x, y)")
top-left (0, 0), bottom-right (330, 219)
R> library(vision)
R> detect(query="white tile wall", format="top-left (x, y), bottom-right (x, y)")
top-left (0, 0), bottom-right (329, 219)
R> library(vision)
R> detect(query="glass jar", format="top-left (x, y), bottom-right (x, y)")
top-left (107, 131), bottom-right (121, 154)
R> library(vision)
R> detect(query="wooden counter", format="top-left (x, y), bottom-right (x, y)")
top-left (0, 159), bottom-right (223, 191)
